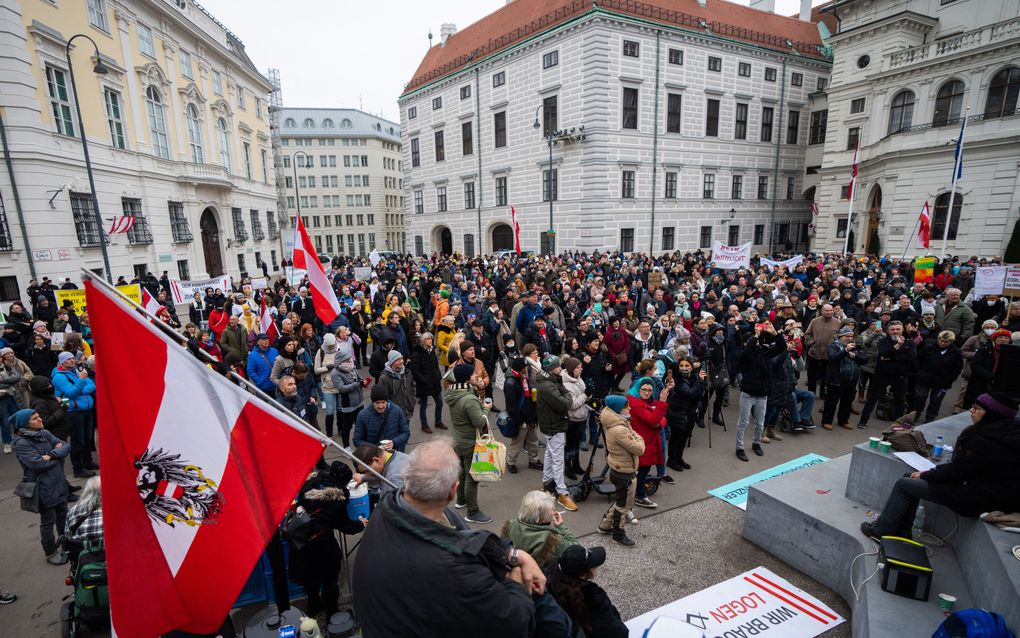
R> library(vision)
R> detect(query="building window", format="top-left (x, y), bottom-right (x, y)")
top-left (45, 66), bottom-right (75, 137)
top-left (414, 235), bottom-right (424, 256)
top-left (137, 23), bottom-right (155, 58)
top-left (407, 106), bottom-right (417, 119)
top-left (69, 192), bottom-right (102, 247)
top-left (122, 198), bottom-right (152, 245)
top-left (809, 109), bottom-right (828, 145)
top-left (699, 225), bottom-right (712, 248)
top-left (754, 224), bottom-right (764, 245)
top-left (668, 48), bottom-right (683, 65)
top-left (464, 233), bottom-right (474, 257)
top-left (410, 137), bottom-right (420, 167)
top-left (177, 259), bottom-right (190, 280)
top-left (464, 182), bottom-right (475, 209)
top-left (251, 209), bottom-right (264, 240)
top-left (432, 96), bottom-right (442, 110)
top-left (243, 142), bottom-right (253, 179)
top-left (786, 110), bottom-right (800, 144)
top-left (267, 211), bottom-right (279, 239)
top-left (761, 106), bottom-right (774, 142)
top-left (145, 86), bottom-right (170, 159)
top-left (840, 185), bottom-right (851, 199)
top-left (104, 89), bottom-right (126, 149)
top-left (437, 187), bottom-right (447, 212)
top-left (87, 0), bottom-right (108, 30)
top-left (180, 49), bottom-right (193, 79)
top-left (492, 71), bottom-right (505, 87)
top-left (460, 85), bottom-right (471, 100)
top-left (255, 98), bottom-right (262, 118)
top-left (758, 176), bottom-right (769, 200)
top-left (413, 190), bottom-right (423, 214)
top-left (738, 62), bottom-right (751, 77)
top-left (212, 70), bottom-right (223, 96)
top-left (543, 50), bottom-right (559, 69)
top-left (786, 176), bottom-right (795, 200)
top-left (261, 150), bottom-right (269, 183)
top-left (665, 171), bottom-right (677, 198)
top-left (734, 103), bottom-right (748, 140)
top-left (731, 175), bottom-right (743, 199)
top-left (984, 67), bottom-right (1020, 118)
top-left (847, 126), bottom-right (861, 150)
top-left (728, 224), bottom-right (740, 246)
top-left (622, 88), bottom-right (638, 129)
top-left (494, 111), bottom-right (507, 148)
top-left (237, 253), bottom-right (246, 275)
top-left (791, 72), bottom-right (803, 87)
top-left (168, 200), bottom-right (192, 242)
top-left (708, 56), bottom-right (722, 72)
top-left (817, 77), bottom-right (828, 91)
top-left (703, 174), bottom-right (715, 199)
top-left (620, 228), bottom-right (634, 252)
top-left (543, 169), bottom-right (558, 202)
top-left (666, 93), bottom-right (682, 133)
top-left (764, 67), bottom-right (777, 82)
top-left (434, 130), bottom-right (445, 162)
top-left (850, 97), bottom-right (866, 114)
top-left (623, 40), bottom-right (639, 57)
top-left (495, 176), bottom-right (508, 206)
top-left (887, 90), bottom-right (915, 135)
top-left (462, 121), bottom-right (473, 156)
top-left (217, 117), bottom-right (231, 172)
top-left (542, 96), bottom-right (558, 136)
top-left (183, 103), bottom-right (203, 162)
top-left (661, 226), bottom-right (675, 251)
top-left (621, 170), bottom-right (635, 198)
top-left (705, 99), bottom-right (720, 137)
top-left (232, 207), bottom-right (248, 241)
top-left (932, 192), bottom-right (963, 241)
top-left (934, 80), bottom-right (965, 126)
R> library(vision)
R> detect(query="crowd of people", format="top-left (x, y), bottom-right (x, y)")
top-left (4, 249), bottom-right (1019, 634)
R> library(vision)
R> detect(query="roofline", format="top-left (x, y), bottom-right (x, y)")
top-left (820, 0), bottom-right (860, 14)
top-left (277, 107), bottom-right (400, 128)
top-left (825, 10), bottom-right (938, 42)
top-left (400, 5), bottom-right (831, 101)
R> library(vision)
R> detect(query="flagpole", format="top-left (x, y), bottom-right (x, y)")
top-left (843, 181), bottom-right (856, 255)
top-left (901, 214), bottom-right (921, 262)
top-left (941, 110), bottom-right (968, 262)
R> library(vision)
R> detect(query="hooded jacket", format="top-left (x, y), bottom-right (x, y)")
top-left (601, 407), bottom-right (645, 474)
top-left (379, 360), bottom-right (415, 418)
top-left (330, 363), bottom-right (365, 413)
top-left (738, 335), bottom-right (786, 397)
top-left (51, 366), bottom-right (95, 412)
top-left (29, 376), bottom-right (71, 440)
top-left (445, 384), bottom-right (488, 456)
top-left (628, 394), bottom-right (668, 467)
top-left (536, 369), bottom-right (572, 436)
top-left (500, 518), bottom-right (580, 570)
top-left (409, 343), bottom-right (442, 397)
top-left (560, 371), bottom-right (589, 422)
top-left (314, 336), bottom-right (338, 393)
top-left (13, 425), bottom-right (70, 508)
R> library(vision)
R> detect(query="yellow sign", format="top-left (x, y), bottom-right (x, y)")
top-left (56, 284), bottom-right (142, 313)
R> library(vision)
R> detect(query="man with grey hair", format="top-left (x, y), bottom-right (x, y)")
top-left (935, 287), bottom-right (976, 347)
top-left (353, 439), bottom-right (545, 637)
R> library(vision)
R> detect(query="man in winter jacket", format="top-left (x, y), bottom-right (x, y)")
top-left (735, 323), bottom-right (786, 462)
top-left (935, 288), bottom-right (976, 346)
top-left (369, 334), bottom-right (397, 382)
top-left (858, 320), bottom-right (916, 429)
top-left (822, 327), bottom-right (867, 430)
top-left (354, 384), bottom-right (410, 452)
top-left (524, 314), bottom-right (562, 358)
top-left (504, 357), bottom-right (541, 473)
top-left (912, 330), bottom-right (964, 423)
top-left (598, 395), bottom-right (645, 546)
top-left (218, 315), bottom-right (249, 365)
top-left (246, 333), bottom-right (278, 393)
top-left (51, 352), bottom-right (96, 478)
top-left (445, 364), bottom-right (493, 523)
top-left (276, 374), bottom-right (316, 425)
top-left (378, 350), bottom-right (416, 422)
top-left (536, 356), bottom-right (577, 512)
top-left (803, 304), bottom-right (840, 399)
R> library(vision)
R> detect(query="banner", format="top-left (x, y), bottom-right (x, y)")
top-left (57, 284), bottom-right (141, 313)
top-left (913, 256), bottom-right (935, 284)
top-left (249, 277), bottom-right (268, 291)
top-left (711, 241), bottom-right (752, 270)
top-left (353, 266), bottom-right (372, 282)
top-left (761, 255), bottom-right (804, 271)
top-left (286, 268), bottom-right (308, 285)
top-left (1004, 265), bottom-right (1020, 297)
top-left (974, 266), bottom-right (1007, 297)
top-left (169, 276), bottom-right (233, 305)
top-left (626, 567), bottom-right (845, 638)
top-left (708, 453), bottom-right (829, 510)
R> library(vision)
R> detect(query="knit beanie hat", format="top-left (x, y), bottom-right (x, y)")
top-left (991, 329), bottom-right (1012, 341)
top-left (459, 340), bottom-right (475, 355)
top-left (562, 357), bottom-right (581, 375)
top-left (321, 333), bottom-right (337, 348)
top-left (7, 408), bottom-right (35, 431)
top-left (975, 392), bottom-right (1019, 419)
top-left (604, 395), bottom-right (627, 413)
top-left (440, 289), bottom-right (451, 299)
top-left (510, 357), bottom-right (527, 373)
top-left (453, 363), bottom-right (474, 384)
top-left (370, 384), bottom-right (389, 402)
top-left (838, 326), bottom-right (855, 337)
top-left (387, 350), bottom-right (404, 365)
top-left (541, 354), bottom-right (561, 373)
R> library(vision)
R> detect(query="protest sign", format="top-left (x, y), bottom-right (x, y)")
top-left (286, 268), bottom-right (308, 285)
top-left (169, 275), bottom-right (232, 305)
top-left (1003, 265), bottom-right (1020, 297)
top-left (49, 331), bottom-right (65, 350)
top-left (760, 255), bottom-right (804, 271)
top-left (647, 270), bottom-right (664, 289)
top-left (973, 266), bottom-right (1006, 298)
top-left (368, 249), bottom-right (381, 267)
top-left (708, 453), bottom-right (829, 510)
top-left (250, 277), bottom-right (268, 291)
top-left (57, 284), bottom-right (141, 313)
top-left (626, 567), bottom-right (845, 638)
top-left (711, 241), bottom-right (752, 270)
top-left (353, 266), bottom-right (372, 282)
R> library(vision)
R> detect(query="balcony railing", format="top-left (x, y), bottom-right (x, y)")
top-left (887, 16), bottom-right (1020, 71)
top-left (884, 106), bottom-right (1020, 139)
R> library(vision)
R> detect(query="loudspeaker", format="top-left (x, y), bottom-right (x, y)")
top-left (992, 343), bottom-right (1020, 399)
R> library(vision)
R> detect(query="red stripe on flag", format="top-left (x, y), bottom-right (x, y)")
top-left (745, 572), bottom-right (837, 622)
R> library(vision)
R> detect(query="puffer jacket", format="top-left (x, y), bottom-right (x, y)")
top-left (51, 367), bottom-right (95, 412)
top-left (857, 329), bottom-right (883, 374)
top-left (379, 364), bottom-right (415, 419)
top-left (560, 371), bottom-right (588, 422)
top-left (314, 345), bottom-right (338, 393)
top-left (825, 340), bottom-right (867, 385)
top-left (601, 407), bottom-right (645, 474)
top-left (535, 369), bottom-right (571, 437)
top-left (0, 362), bottom-right (24, 402)
top-left (353, 401), bottom-right (410, 452)
top-left (331, 366), bottom-right (365, 413)
top-left (738, 336), bottom-right (786, 397)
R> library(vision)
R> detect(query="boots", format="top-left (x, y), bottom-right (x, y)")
top-left (766, 426), bottom-right (783, 442)
top-left (324, 414), bottom-right (335, 438)
top-left (543, 480), bottom-right (557, 495)
top-left (611, 510), bottom-right (635, 546)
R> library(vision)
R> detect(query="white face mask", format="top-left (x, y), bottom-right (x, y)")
top-left (984, 328), bottom-right (996, 336)
top-left (987, 300), bottom-right (997, 306)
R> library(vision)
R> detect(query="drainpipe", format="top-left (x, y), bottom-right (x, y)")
top-left (649, 30), bottom-right (662, 254)
top-left (475, 68), bottom-right (483, 256)
top-left (0, 111), bottom-right (37, 278)
top-left (768, 58), bottom-right (787, 254)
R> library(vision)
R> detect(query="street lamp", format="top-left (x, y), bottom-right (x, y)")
top-left (533, 104), bottom-right (556, 255)
top-left (65, 34), bottom-right (112, 282)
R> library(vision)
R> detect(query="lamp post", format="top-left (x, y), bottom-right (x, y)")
top-left (533, 104), bottom-right (555, 255)
top-left (65, 34), bottom-right (112, 282)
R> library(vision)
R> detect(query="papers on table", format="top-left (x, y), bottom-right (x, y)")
top-left (893, 451), bottom-right (936, 472)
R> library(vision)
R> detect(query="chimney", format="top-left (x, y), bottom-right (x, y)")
top-left (749, 0), bottom-right (775, 13)
top-left (799, 0), bottom-right (812, 21)
top-left (440, 23), bottom-right (457, 47)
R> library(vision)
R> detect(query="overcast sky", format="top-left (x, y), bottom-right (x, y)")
top-left (199, 0), bottom-right (827, 123)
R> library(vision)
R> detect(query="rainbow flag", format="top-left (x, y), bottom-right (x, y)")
top-left (915, 256), bottom-right (935, 284)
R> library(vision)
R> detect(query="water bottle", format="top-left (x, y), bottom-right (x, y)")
top-left (913, 505), bottom-right (925, 537)
top-left (933, 435), bottom-right (944, 460)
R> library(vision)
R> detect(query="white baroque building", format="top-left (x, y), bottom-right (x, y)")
top-left (813, 0), bottom-right (1020, 257)
top-left (275, 108), bottom-right (405, 257)
top-left (399, 0), bottom-right (833, 256)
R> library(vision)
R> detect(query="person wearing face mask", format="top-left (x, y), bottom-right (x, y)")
top-left (665, 358), bottom-right (707, 469)
top-left (955, 319), bottom-right (999, 413)
top-left (964, 329), bottom-right (1013, 409)
top-left (597, 395), bottom-right (644, 546)
top-left (973, 294), bottom-right (1006, 327)
top-left (705, 323), bottom-right (729, 426)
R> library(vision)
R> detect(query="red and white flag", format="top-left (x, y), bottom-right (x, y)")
top-left (918, 201), bottom-right (931, 249)
top-left (259, 295), bottom-right (279, 345)
top-left (107, 215), bottom-right (136, 234)
top-left (511, 206), bottom-right (522, 255)
top-left (141, 287), bottom-right (161, 315)
top-left (86, 280), bottom-right (325, 637)
top-left (291, 216), bottom-right (341, 324)
top-left (848, 141), bottom-right (859, 196)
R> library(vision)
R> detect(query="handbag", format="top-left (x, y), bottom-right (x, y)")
top-left (15, 480), bottom-right (40, 514)
top-left (469, 428), bottom-right (507, 482)
top-left (281, 505), bottom-right (316, 551)
top-left (709, 361), bottom-right (730, 389)
top-left (613, 351), bottom-right (629, 366)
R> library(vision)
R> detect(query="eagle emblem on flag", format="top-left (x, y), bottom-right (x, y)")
top-left (134, 448), bottom-right (223, 528)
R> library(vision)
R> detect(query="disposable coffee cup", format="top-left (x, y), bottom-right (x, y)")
top-left (938, 593), bottom-right (956, 613)
top-left (869, 437), bottom-right (881, 449)
top-left (879, 440), bottom-right (892, 454)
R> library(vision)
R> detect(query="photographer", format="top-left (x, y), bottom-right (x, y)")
top-left (858, 320), bottom-right (915, 429)
top-left (822, 327), bottom-right (867, 430)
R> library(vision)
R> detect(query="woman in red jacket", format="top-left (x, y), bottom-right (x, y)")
top-left (604, 316), bottom-right (631, 391)
top-left (207, 300), bottom-right (231, 340)
top-left (627, 376), bottom-right (671, 509)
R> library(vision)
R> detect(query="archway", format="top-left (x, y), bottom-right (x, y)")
top-left (865, 185), bottom-right (882, 254)
top-left (491, 223), bottom-right (514, 251)
top-left (432, 225), bottom-right (453, 255)
top-left (200, 207), bottom-right (224, 276)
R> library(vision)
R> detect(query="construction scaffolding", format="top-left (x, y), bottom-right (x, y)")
top-left (266, 68), bottom-right (291, 265)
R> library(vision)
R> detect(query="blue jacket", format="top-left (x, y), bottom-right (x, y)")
top-left (247, 346), bottom-right (279, 391)
top-left (51, 368), bottom-right (96, 412)
top-left (353, 401), bottom-right (409, 452)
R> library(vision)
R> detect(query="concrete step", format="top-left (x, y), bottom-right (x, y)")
top-left (743, 454), bottom-right (976, 638)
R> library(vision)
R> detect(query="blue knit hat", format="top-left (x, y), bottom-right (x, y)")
top-left (604, 395), bottom-right (627, 413)
top-left (8, 408), bottom-right (35, 431)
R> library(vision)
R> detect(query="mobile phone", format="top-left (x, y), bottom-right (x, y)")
top-left (875, 320), bottom-right (882, 329)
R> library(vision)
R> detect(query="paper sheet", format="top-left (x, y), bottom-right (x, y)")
top-left (893, 451), bottom-right (936, 472)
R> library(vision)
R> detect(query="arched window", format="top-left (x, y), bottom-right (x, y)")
top-left (933, 80), bottom-right (965, 126)
top-left (186, 104), bottom-right (203, 163)
top-left (145, 86), bottom-right (170, 159)
top-left (303, 118), bottom-right (315, 128)
top-left (932, 191), bottom-right (963, 242)
top-left (887, 90), bottom-right (914, 135)
top-left (284, 118), bottom-right (296, 127)
top-left (217, 117), bottom-right (231, 173)
top-left (984, 67), bottom-right (1020, 118)
top-left (322, 118), bottom-right (334, 128)
top-left (341, 118), bottom-right (352, 128)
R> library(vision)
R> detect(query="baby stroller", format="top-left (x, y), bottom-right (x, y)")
top-left (567, 403), bottom-right (659, 503)
top-left (59, 537), bottom-right (110, 637)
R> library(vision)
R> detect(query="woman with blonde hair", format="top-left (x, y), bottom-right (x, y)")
top-left (501, 490), bottom-right (579, 569)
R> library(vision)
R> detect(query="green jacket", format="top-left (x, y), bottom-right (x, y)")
top-left (501, 518), bottom-right (579, 570)
top-left (219, 325), bottom-right (249, 363)
top-left (535, 370), bottom-right (571, 436)
top-left (445, 384), bottom-right (487, 456)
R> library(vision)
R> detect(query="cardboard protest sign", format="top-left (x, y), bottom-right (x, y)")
top-left (708, 454), bottom-right (829, 510)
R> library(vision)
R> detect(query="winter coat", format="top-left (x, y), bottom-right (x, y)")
top-left (29, 376), bottom-right (71, 441)
top-left (13, 427), bottom-right (70, 508)
top-left (768, 351), bottom-right (802, 406)
top-left (524, 325), bottom-right (561, 358)
top-left (369, 346), bottom-right (392, 382)
top-left (601, 408), bottom-right (645, 474)
top-left (604, 327), bottom-right (630, 375)
top-left (445, 385), bottom-right (488, 456)
top-left (331, 367), bottom-right (365, 413)
top-left (501, 518), bottom-right (580, 570)
top-left (628, 395), bottom-right (668, 467)
top-left (313, 347), bottom-right (338, 394)
top-left (875, 335), bottom-right (916, 377)
top-left (738, 336), bottom-right (786, 397)
top-left (51, 367), bottom-right (95, 412)
top-left (665, 375), bottom-right (705, 428)
top-left (917, 343), bottom-right (964, 389)
top-left (289, 476), bottom-right (364, 586)
top-left (935, 302), bottom-right (976, 345)
top-left (218, 325), bottom-right (248, 363)
top-left (574, 580), bottom-right (629, 638)
top-left (920, 416), bottom-right (1020, 517)
top-left (352, 491), bottom-right (534, 638)
top-left (409, 344), bottom-right (442, 397)
top-left (825, 340), bottom-right (867, 385)
top-left (580, 346), bottom-right (612, 400)
top-left (803, 315), bottom-right (840, 360)
top-left (353, 401), bottom-right (410, 452)
top-left (247, 346), bottom-right (279, 392)
top-left (435, 325), bottom-right (456, 368)
top-left (378, 365), bottom-right (415, 419)
top-left (535, 369), bottom-right (572, 437)
top-left (276, 387), bottom-right (315, 424)
top-left (629, 332), bottom-right (659, 369)
top-left (560, 372), bottom-right (589, 423)
top-left (26, 346), bottom-right (56, 378)
top-left (0, 362), bottom-right (23, 402)
top-left (857, 329), bottom-right (883, 374)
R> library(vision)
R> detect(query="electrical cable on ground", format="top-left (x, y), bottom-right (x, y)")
top-left (849, 538), bottom-right (881, 602)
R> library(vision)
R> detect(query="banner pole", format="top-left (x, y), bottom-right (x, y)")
top-left (901, 214), bottom-right (921, 262)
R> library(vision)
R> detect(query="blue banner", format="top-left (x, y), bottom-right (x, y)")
top-left (708, 453), bottom-right (830, 509)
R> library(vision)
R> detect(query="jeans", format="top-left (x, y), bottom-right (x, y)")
top-left (321, 392), bottom-right (337, 416)
top-left (913, 384), bottom-right (948, 423)
top-left (508, 422), bottom-right (540, 466)
top-left (417, 393), bottom-right (443, 428)
top-left (872, 477), bottom-right (936, 536)
top-left (735, 392), bottom-right (767, 449)
top-left (860, 373), bottom-right (907, 424)
top-left (635, 465), bottom-right (651, 499)
top-left (40, 502), bottom-right (69, 556)
top-left (0, 395), bottom-right (17, 444)
top-left (542, 432), bottom-right (567, 495)
top-left (457, 452), bottom-right (480, 515)
top-left (790, 389), bottom-right (815, 423)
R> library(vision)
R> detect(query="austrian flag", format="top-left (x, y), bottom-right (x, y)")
top-left (86, 279), bottom-right (325, 637)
